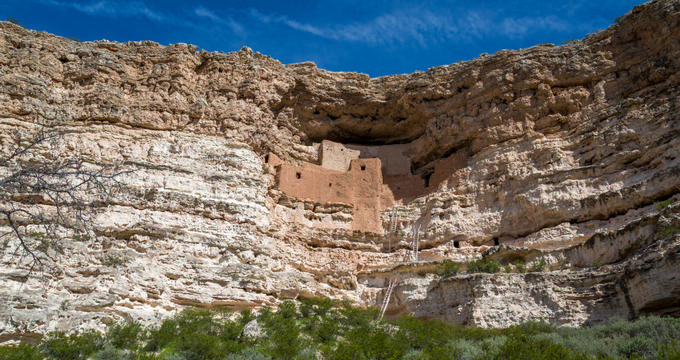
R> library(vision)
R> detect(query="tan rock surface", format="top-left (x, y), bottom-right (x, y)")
top-left (1, 0), bottom-right (679, 341)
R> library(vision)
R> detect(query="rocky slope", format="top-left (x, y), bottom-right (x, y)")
top-left (1, 0), bottom-right (680, 341)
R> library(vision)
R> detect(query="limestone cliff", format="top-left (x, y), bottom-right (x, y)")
top-left (1, 0), bottom-right (680, 341)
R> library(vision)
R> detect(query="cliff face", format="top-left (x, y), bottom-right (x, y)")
top-left (1, 0), bottom-right (680, 341)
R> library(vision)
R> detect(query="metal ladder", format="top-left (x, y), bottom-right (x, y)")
top-left (379, 278), bottom-right (398, 319)
top-left (404, 225), bottom-right (422, 261)
top-left (388, 207), bottom-right (399, 253)
top-left (389, 207), bottom-right (399, 233)
top-left (410, 224), bottom-right (421, 262)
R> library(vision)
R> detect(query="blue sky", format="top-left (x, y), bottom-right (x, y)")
top-left (2, 0), bottom-right (648, 77)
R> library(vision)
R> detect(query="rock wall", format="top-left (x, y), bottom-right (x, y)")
top-left (0, 0), bottom-right (680, 341)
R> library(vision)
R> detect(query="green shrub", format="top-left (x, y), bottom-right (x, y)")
top-left (5, 16), bottom-right (24, 28)
top-left (529, 258), bottom-right (547, 272)
top-left (225, 347), bottom-right (271, 360)
top-left (657, 340), bottom-right (680, 360)
top-left (90, 344), bottom-right (130, 360)
top-left (466, 258), bottom-right (501, 274)
top-left (6, 302), bottom-right (680, 360)
top-left (41, 330), bottom-right (104, 360)
top-left (490, 332), bottom-right (590, 360)
top-left (448, 338), bottom-right (483, 360)
top-left (144, 318), bottom-right (179, 352)
top-left (107, 321), bottom-right (143, 349)
top-left (656, 198), bottom-right (675, 210)
top-left (514, 260), bottom-right (526, 273)
top-left (0, 343), bottom-right (42, 360)
top-left (437, 260), bottom-right (460, 278)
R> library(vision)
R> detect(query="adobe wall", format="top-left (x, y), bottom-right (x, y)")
top-left (320, 140), bottom-right (360, 172)
top-left (348, 143), bottom-right (413, 176)
top-left (271, 141), bottom-right (468, 232)
top-left (274, 155), bottom-right (392, 233)
top-left (349, 158), bottom-right (390, 233)
top-left (276, 162), bottom-right (352, 205)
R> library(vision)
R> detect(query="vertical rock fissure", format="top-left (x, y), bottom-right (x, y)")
top-left (617, 273), bottom-right (637, 320)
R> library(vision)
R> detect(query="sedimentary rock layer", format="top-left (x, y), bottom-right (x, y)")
top-left (0, 0), bottom-right (679, 341)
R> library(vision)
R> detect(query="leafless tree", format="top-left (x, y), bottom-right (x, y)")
top-left (0, 126), bottom-right (125, 278)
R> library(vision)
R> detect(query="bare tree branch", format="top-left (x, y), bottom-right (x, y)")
top-left (0, 126), bottom-right (128, 278)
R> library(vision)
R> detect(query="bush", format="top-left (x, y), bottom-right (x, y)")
top-left (657, 340), bottom-right (680, 360)
top-left (529, 258), bottom-right (547, 272)
top-left (448, 338), bottom-right (483, 360)
top-left (656, 198), bottom-right (675, 210)
top-left (5, 16), bottom-right (24, 28)
top-left (490, 332), bottom-right (590, 360)
top-left (466, 258), bottom-right (501, 274)
top-left (5, 302), bottom-right (680, 360)
top-left (437, 261), bottom-right (460, 278)
top-left (41, 330), bottom-right (104, 360)
top-left (0, 343), bottom-right (42, 360)
top-left (514, 260), bottom-right (526, 273)
top-left (107, 321), bottom-right (143, 349)
top-left (225, 347), bottom-right (271, 360)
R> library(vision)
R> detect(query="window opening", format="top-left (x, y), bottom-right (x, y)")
top-left (423, 172), bottom-right (432, 188)
top-left (296, 172), bottom-right (301, 179)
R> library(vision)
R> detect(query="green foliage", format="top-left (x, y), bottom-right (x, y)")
top-left (102, 254), bottom-right (127, 267)
top-left (41, 330), bottom-right (104, 360)
top-left (466, 258), bottom-right (501, 274)
top-left (659, 225), bottom-right (680, 236)
top-left (107, 322), bottom-right (143, 349)
top-left (0, 343), bottom-right (42, 360)
top-left (437, 260), bottom-right (460, 278)
top-left (529, 258), bottom-right (548, 272)
top-left (2, 302), bottom-right (680, 360)
top-left (514, 260), bottom-right (526, 273)
top-left (225, 347), bottom-right (271, 360)
top-left (5, 16), bottom-right (24, 28)
top-left (70, 233), bottom-right (91, 241)
top-left (657, 340), bottom-right (680, 360)
top-left (489, 331), bottom-right (590, 360)
top-left (557, 316), bottom-right (680, 359)
top-left (656, 198), bottom-right (675, 210)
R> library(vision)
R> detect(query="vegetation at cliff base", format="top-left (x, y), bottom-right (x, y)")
top-left (1, 299), bottom-right (680, 360)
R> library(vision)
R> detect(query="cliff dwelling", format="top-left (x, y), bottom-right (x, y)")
top-left (267, 140), bottom-right (468, 233)
top-left (3, 0), bottom-right (680, 341)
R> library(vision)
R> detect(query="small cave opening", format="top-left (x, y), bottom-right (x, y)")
top-left (454, 241), bottom-right (460, 248)
top-left (264, 154), bottom-right (269, 163)
top-left (493, 238), bottom-right (500, 246)
top-left (296, 172), bottom-right (301, 179)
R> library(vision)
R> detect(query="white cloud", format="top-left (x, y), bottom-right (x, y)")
top-left (38, 0), bottom-right (245, 36)
top-left (499, 16), bottom-right (570, 39)
top-left (194, 6), bottom-right (244, 35)
top-left (247, 7), bottom-right (583, 47)
top-left (43, 0), bottom-right (166, 23)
